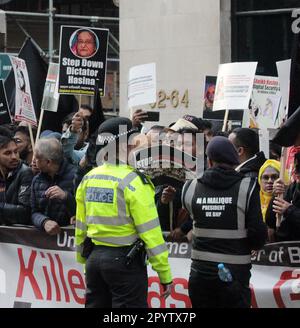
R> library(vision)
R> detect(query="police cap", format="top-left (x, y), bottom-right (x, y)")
top-left (97, 117), bottom-right (137, 145)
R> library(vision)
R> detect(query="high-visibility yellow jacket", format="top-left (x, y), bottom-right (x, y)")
top-left (75, 162), bottom-right (172, 284)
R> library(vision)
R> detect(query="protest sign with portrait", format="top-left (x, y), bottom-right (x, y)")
top-left (10, 56), bottom-right (37, 126)
top-left (58, 26), bottom-right (109, 96)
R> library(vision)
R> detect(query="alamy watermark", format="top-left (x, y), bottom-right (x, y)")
top-left (95, 125), bottom-right (205, 177)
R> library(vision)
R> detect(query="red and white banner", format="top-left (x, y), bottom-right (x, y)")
top-left (0, 226), bottom-right (299, 308)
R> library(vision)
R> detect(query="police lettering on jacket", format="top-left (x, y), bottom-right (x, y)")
top-left (86, 187), bottom-right (114, 203)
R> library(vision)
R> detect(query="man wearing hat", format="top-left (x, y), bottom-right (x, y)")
top-left (182, 136), bottom-right (267, 308)
top-left (75, 117), bottom-right (173, 308)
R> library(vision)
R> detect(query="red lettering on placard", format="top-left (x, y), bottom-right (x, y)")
top-left (147, 276), bottom-right (192, 308)
top-left (41, 252), bottom-right (52, 300)
top-left (47, 253), bottom-right (61, 302)
top-left (16, 248), bottom-right (43, 299)
top-left (250, 284), bottom-right (258, 308)
top-left (68, 270), bottom-right (85, 305)
top-left (273, 270), bottom-right (300, 308)
top-left (147, 276), bottom-right (165, 308)
top-left (170, 278), bottom-right (191, 308)
top-left (55, 254), bottom-right (70, 302)
top-left (15, 247), bottom-right (86, 305)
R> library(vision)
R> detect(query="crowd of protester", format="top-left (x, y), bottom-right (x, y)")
top-left (0, 105), bottom-right (299, 244)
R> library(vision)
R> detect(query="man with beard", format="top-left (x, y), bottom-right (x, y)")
top-left (228, 128), bottom-right (266, 178)
top-left (0, 127), bottom-right (33, 225)
top-left (14, 126), bottom-right (36, 166)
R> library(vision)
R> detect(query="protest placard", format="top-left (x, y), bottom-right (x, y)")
top-left (58, 26), bottom-right (109, 96)
top-left (41, 63), bottom-right (59, 113)
top-left (213, 62), bottom-right (257, 112)
top-left (276, 59), bottom-right (291, 118)
top-left (128, 62), bottom-right (156, 108)
top-left (249, 75), bottom-right (282, 129)
top-left (202, 75), bottom-right (243, 130)
top-left (10, 56), bottom-right (37, 126)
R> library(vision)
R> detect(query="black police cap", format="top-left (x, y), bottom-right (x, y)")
top-left (97, 117), bottom-right (137, 145)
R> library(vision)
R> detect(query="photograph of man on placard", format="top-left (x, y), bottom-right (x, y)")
top-left (69, 29), bottom-right (99, 58)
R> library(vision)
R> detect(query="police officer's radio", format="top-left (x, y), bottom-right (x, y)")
top-left (125, 239), bottom-right (145, 266)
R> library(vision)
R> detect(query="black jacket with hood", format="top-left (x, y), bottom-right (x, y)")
top-left (0, 162), bottom-right (33, 225)
top-left (183, 166), bottom-right (267, 283)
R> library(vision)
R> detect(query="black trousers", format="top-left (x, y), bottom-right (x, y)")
top-left (85, 245), bottom-right (148, 308)
top-left (188, 267), bottom-right (251, 308)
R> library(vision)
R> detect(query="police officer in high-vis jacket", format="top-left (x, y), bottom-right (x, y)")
top-left (75, 117), bottom-right (173, 308)
top-left (182, 136), bottom-right (267, 308)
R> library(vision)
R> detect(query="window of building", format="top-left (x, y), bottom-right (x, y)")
top-left (232, 0), bottom-right (298, 75)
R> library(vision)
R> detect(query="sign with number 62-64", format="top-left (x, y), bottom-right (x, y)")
top-left (150, 89), bottom-right (189, 109)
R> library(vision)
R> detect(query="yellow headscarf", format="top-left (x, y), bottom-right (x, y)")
top-left (258, 159), bottom-right (281, 221)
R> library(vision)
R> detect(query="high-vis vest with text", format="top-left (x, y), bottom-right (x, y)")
top-left (75, 163), bottom-right (172, 284)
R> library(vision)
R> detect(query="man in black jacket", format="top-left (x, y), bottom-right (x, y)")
top-left (182, 136), bottom-right (267, 308)
top-left (31, 138), bottom-right (77, 235)
top-left (0, 127), bottom-right (33, 225)
top-left (228, 128), bottom-right (266, 178)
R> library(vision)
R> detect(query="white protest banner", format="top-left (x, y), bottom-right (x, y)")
top-left (10, 56), bottom-right (37, 126)
top-left (276, 59), bottom-right (291, 117)
top-left (1, 226), bottom-right (300, 308)
top-left (0, 226), bottom-right (189, 308)
top-left (41, 63), bottom-right (60, 113)
top-left (128, 62), bottom-right (156, 108)
top-left (250, 76), bottom-right (281, 129)
top-left (148, 240), bottom-right (300, 308)
top-left (213, 62), bottom-right (257, 112)
top-left (58, 26), bottom-right (109, 96)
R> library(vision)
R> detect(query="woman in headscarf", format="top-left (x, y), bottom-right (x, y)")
top-left (258, 159), bottom-right (281, 222)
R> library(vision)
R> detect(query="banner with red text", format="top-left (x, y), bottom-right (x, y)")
top-left (0, 227), bottom-right (300, 308)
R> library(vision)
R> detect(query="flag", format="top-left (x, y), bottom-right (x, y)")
top-left (88, 73), bottom-right (106, 137)
top-left (5, 37), bottom-right (47, 119)
top-left (273, 106), bottom-right (300, 147)
top-left (4, 37), bottom-right (78, 132)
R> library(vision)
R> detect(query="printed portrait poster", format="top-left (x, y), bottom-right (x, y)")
top-left (202, 75), bottom-right (243, 127)
top-left (249, 76), bottom-right (282, 129)
top-left (41, 63), bottom-right (60, 112)
top-left (203, 76), bottom-right (216, 113)
top-left (0, 79), bottom-right (11, 125)
top-left (10, 56), bottom-right (37, 126)
top-left (58, 25), bottom-right (109, 96)
top-left (213, 62), bottom-right (257, 112)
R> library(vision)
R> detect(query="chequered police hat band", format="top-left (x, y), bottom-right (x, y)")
top-left (97, 128), bottom-right (137, 145)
